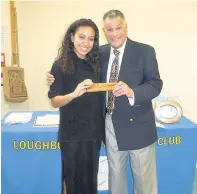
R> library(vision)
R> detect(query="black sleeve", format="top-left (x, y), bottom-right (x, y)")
top-left (48, 61), bottom-right (64, 99)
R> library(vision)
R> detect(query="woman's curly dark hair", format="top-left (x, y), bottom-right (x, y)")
top-left (56, 19), bottom-right (100, 77)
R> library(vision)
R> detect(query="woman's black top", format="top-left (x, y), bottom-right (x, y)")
top-left (48, 53), bottom-right (105, 142)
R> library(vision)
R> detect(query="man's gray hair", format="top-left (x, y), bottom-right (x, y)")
top-left (103, 10), bottom-right (125, 21)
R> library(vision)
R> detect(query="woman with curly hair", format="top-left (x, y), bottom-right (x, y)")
top-left (48, 19), bottom-right (105, 194)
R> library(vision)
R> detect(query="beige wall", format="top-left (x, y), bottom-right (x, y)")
top-left (1, 1), bottom-right (197, 122)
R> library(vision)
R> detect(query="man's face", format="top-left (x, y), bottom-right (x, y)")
top-left (103, 16), bottom-right (127, 49)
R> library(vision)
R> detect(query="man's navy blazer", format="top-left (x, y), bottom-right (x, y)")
top-left (99, 38), bottom-right (163, 151)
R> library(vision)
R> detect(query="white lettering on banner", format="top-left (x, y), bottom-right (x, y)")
top-left (13, 140), bottom-right (61, 150)
top-left (157, 136), bottom-right (182, 145)
top-left (13, 137), bottom-right (182, 150)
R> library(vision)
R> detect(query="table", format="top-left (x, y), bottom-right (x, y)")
top-left (2, 111), bottom-right (197, 194)
top-left (1, 111), bottom-right (62, 194)
top-left (155, 117), bottom-right (197, 194)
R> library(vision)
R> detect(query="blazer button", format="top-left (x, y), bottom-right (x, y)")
top-left (130, 118), bottom-right (134, 122)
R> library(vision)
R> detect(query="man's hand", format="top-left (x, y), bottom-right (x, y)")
top-left (113, 81), bottom-right (134, 98)
top-left (46, 71), bottom-right (55, 86)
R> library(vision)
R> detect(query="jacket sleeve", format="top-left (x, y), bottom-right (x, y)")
top-left (132, 46), bottom-right (163, 105)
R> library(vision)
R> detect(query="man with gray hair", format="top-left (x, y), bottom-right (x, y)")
top-left (99, 9), bottom-right (162, 194)
top-left (47, 9), bottom-right (162, 194)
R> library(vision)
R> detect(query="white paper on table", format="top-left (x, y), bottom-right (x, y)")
top-left (155, 121), bottom-right (166, 128)
top-left (5, 112), bottom-right (33, 124)
top-left (34, 114), bottom-right (59, 127)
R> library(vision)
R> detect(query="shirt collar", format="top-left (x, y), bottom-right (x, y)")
top-left (110, 38), bottom-right (127, 54)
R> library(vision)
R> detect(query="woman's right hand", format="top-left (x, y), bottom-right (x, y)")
top-left (72, 79), bottom-right (93, 98)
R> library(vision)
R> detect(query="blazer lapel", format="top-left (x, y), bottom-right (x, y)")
top-left (118, 39), bottom-right (136, 81)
